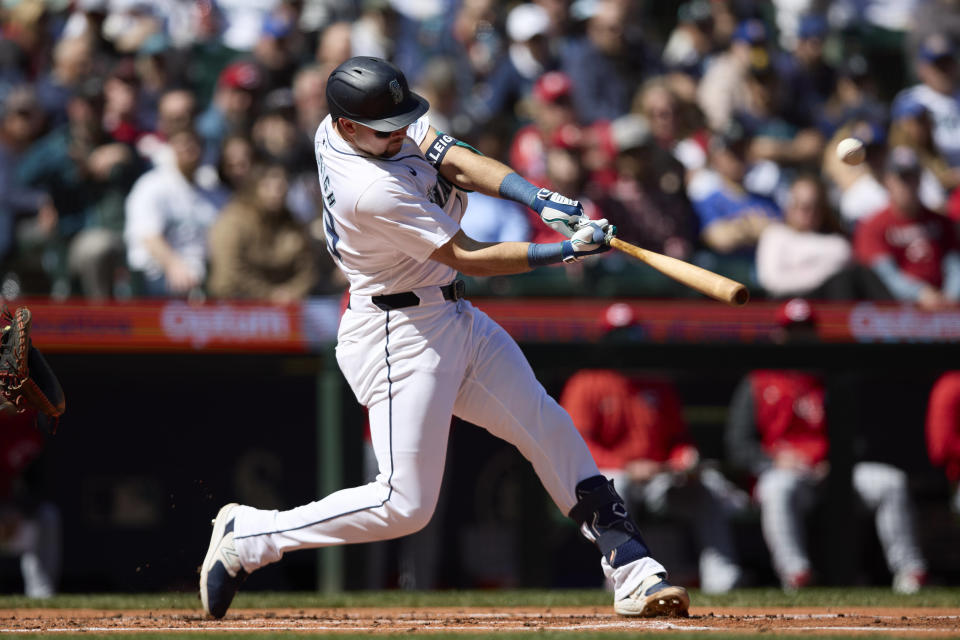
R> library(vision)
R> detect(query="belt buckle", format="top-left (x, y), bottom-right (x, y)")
top-left (452, 279), bottom-right (465, 313)
top-left (452, 279), bottom-right (465, 301)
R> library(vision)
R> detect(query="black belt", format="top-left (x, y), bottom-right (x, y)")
top-left (372, 280), bottom-right (465, 311)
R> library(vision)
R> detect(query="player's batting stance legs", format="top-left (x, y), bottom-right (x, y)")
top-left (201, 300), bottom-right (687, 619)
top-left (448, 306), bottom-right (683, 613)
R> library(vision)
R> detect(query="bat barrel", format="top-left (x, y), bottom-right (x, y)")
top-left (609, 238), bottom-right (749, 306)
top-left (679, 269), bottom-right (749, 306)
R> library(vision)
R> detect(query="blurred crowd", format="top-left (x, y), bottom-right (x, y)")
top-left (1, 0), bottom-right (960, 304)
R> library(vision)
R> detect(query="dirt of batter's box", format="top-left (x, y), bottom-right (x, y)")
top-left (0, 606), bottom-right (958, 634)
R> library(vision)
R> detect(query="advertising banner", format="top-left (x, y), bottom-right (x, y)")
top-left (16, 297), bottom-right (960, 352)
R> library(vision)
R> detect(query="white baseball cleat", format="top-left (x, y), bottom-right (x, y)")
top-left (614, 572), bottom-right (690, 617)
top-left (199, 503), bottom-right (247, 619)
top-left (892, 569), bottom-right (927, 595)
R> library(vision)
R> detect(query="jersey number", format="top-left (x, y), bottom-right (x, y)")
top-left (317, 155), bottom-right (342, 263)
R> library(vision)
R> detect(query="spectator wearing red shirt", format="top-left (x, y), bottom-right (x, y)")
top-left (945, 183), bottom-right (960, 224)
top-left (726, 299), bottom-right (927, 593)
top-left (509, 71), bottom-right (578, 190)
top-left (563, 370), bottom-right (696, 474)
top-left (560, 305), bottom-right (743, 593)
top-left (102, 59), bottom-right (146, 146)
top-left (508, 72), bottom-right (616, 243)
top-left (854, 146), bottom-right (960, 310)
top-left (926, 371), bottom-right (960, 515)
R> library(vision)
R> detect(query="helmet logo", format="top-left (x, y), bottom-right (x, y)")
top-left (388, 79), bottom-right (403, 104)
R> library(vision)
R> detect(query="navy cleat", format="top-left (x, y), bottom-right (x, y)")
top-left (615, 573), bottom-right (690, 617)
top-left (199, 503), bottom-right (247, 619)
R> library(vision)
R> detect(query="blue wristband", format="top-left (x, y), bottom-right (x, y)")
top-left (499, 172), bottom-right (541, 209)
top-left (528, 241), bottom-right (575, 267)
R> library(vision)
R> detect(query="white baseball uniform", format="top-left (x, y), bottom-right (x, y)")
top-left (228, 114), bottom-right (665, 598)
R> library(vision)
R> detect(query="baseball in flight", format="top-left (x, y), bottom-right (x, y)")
top-left (836, 137), bottom-right (866, 165)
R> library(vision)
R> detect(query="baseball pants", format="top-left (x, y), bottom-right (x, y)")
top-left (231, 293), bottom-right (665, 599)
top-left (852, 462), bottom-right (926, 576)
top-left (754, 467), bottom-right (819, 581)
top-left (756, 462), bottom-right (925, 583)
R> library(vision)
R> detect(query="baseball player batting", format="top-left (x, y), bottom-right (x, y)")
top-left (199, 57), bottom-right (689, 619)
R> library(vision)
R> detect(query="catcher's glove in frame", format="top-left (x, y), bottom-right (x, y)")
top-left (0, 305), bottom-right (65, 433)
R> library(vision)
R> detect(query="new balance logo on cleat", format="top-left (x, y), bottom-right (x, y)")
top-left (199, 503), bottom-right (248, 619)
top-left (614, 573), bottom-right (690, 618)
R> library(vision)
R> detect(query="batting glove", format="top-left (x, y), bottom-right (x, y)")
top-left (531, 188), bottom-right (587, 238)
top-left (565, 219), bottom-right (615, 263)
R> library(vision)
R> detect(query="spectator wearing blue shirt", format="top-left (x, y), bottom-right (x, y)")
top-left (738, 55), bottom-right (825, 170)
top-left (776, 15), bottom-right (837, 130)
top-left (888, 96), bottom-right (957, 205)
top-left (687, 120), bottom-right (781, 256)
top-left (249, 12), bottom-right (299, 97)
top-left (0, 34), bottom-right (29, 95)
top-left (661, 0), bottom-right (716, 80)
top-left (196, 61), bottom-right (263, 166)
top-left (892, 34), bottom-right (960, 168)
top-left (462, 3), bottom-right (558, 135)
top-left (816, 54), bottom-right (887, 139)
top-left (561, 0), bottom-right (660, 124)
top-left (0, 88), bottom-right (49, 268)
top-left (34, 37), bottom-right (93, 130)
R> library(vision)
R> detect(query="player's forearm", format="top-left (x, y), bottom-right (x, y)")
top-left (432, 234), bottom-right (535, 276)
top-left (435, 224), bottom-right (605, 275)
top-left (434, 223), bottom-right (607, 275)
top-left (422, 129), bottom-right (587, 238)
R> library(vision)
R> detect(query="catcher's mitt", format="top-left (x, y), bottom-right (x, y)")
top-left (0, 305), bottom-right (65, 433)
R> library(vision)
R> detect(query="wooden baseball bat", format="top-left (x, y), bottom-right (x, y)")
top-left (609, 238), bottom-right (749, 306)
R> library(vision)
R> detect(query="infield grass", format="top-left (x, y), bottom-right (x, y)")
top-left (0, 586), bottom-right (958, 609)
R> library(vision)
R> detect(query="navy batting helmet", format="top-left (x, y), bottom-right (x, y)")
top-left (326, 57), bottom-right (429, 132)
